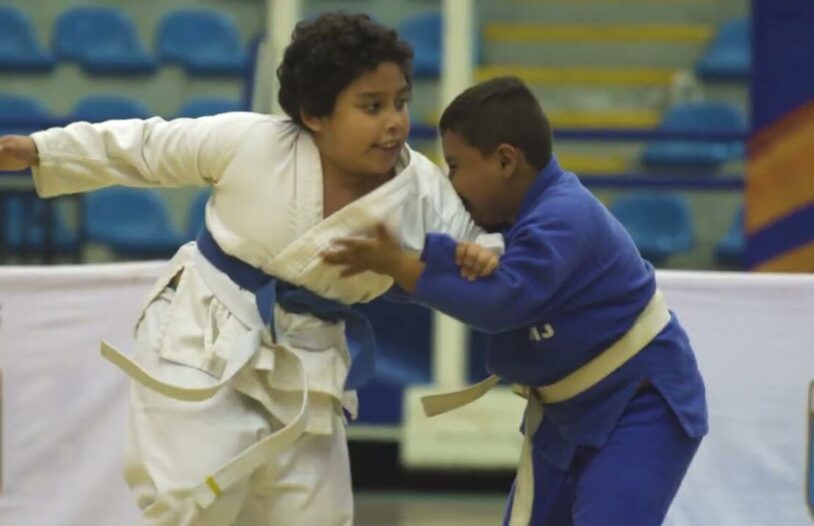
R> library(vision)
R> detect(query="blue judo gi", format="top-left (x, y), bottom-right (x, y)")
top-left (411, 156), bottom-right (708, 525)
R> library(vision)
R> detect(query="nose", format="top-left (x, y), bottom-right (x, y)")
top-left (385, 104), bottom-right (408, 135)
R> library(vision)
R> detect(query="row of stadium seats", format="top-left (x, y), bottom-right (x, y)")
top-left (413, 100), bottom-right (747, 170)
top-left (0, 6), bottom-right (248, 75)
top-left (0, 92), bottom-right (745, 171)
top-left (640, 101), bottom-right (745, 169)
top-left (400, 11), bottom-right (750, 81)
top-left (0, 94), bottom-right (243, 135)
top-left (0, 94), bottom-right (746, 174)
top-left (0, 6), bottom-right (753, 81)
top-left (610, 193), bottom-right (742, 266)
top-left (3, 188), bottom-right (207, 260)
top-left (3, 188), bottom-right (744, 267)
top-left (1, 91), bottom-right (747, 188)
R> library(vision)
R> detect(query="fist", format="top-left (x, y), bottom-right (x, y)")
top-left (455, 242), bottom-right (500, 281)
top-left (0, 135), bottom-right (38, 172)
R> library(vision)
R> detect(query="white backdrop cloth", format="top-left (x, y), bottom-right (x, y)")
top-left (1, 264), bottom-right (813, 525)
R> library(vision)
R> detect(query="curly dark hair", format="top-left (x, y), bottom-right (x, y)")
top-left (277, 12), bottom-right (414, 126)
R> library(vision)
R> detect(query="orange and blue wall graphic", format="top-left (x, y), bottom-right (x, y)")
top-left (746, 0), bottom-right (814, 272)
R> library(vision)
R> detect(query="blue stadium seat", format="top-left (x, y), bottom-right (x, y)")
top-left (85, 188), bottom-right (185, 259)
top-left (0, 94), bottom-right (53, 135)
top-left (714, 206), bottom-right (744, 267)
top-left (610, 192), bottom-right (695, 264)
top-left (185, 189), bottom-right (210, 239)
top-left (3, 196), bottom-right (80, 254)
top-left (242, 34), bottom-right (265, 110)
top-left (398, 11), bottom-right (443, 78)
top-left (641, 101), bottom-right (746, 170)
top-left (53, 7), bottom-right (155, 75)
top-left (397, 11), bottom-right (482, 80)
top-left (0, 6), bottom-right (55, 72)
top-left (696, 17), bottom-right (750, 82)
top-left (156, 9), bottom-right (247, 75)
top-left (177, 98), bottom-right (243, 118)
top-left (69, 96), bottom-right (151, 123)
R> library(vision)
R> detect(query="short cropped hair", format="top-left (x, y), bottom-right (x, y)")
top-left (439, 76), bottom-right (552, 170)
top-left (277, 12), bottom-right (414, 126)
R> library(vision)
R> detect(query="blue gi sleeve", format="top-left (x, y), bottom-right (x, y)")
top-left (413, 217), bottom-right (592, 334)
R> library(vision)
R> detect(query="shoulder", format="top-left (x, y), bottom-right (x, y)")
top-left (192, 112), bottom-right (298, 139)
top-left (400, 145), bottom-right (448, 193)
top-left (523, 180), bottom-right (605, 241)
top-left (191, 113), bottom-right (304, 158)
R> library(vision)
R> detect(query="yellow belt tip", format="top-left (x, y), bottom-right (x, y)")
top-left (205, 476), bottom-right (222, 497)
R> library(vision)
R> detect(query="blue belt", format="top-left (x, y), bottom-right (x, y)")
top-left (196, 228), bottom-right (375, 390)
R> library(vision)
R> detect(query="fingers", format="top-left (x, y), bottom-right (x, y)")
top-left (455, 243), bottom-right (469, 266)
top-left (321, 249), bottom-right (350, 265)
top-left (339, 265), bottom-right (366, 278)
top-left (478, 253), bottom-right (499, 277)
top-left (330, 238), bottom-right (365, 249)
top-left (457, 244), bottom-right (499, 280)
top-left (375, 222), bottom-right (391, 240)
top-left (458, 244), bottom-right (480, 280)
top-left (321, 248), bottom-right (366, 278)
top-left (321, 237), bottom-right (371, 262)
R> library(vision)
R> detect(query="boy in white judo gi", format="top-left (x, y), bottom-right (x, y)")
top-left (0, 13), bottom-right (500, 526)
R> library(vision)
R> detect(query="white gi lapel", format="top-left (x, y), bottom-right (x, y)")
top-left (292, 128), bottom-right (325, 241)
top-left (266, 149), bottom-right (417, 305)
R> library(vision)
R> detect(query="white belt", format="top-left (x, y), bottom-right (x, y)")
top-left (421, 290), bottom-right (671, 417)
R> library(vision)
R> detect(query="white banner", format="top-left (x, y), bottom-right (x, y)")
top-left (661, 271), bottom-right (814, 525)
top-left (0, 263), bottom-right (162, 526)
top-left (1, 264), bottom-right (813, 525)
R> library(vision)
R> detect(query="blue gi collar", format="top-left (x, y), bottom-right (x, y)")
top-left (196, 227), bottom-right (375, 390)
top-left (516, 155), bottom-right (564, 220)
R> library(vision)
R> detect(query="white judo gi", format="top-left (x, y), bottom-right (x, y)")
top-left (30, 113), bottom-right (501, 525)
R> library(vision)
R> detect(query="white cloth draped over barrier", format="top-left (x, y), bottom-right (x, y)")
top-left (1, 263), bottom-right (813, 525)
top-left (0, 263), bottom-right (161, 525)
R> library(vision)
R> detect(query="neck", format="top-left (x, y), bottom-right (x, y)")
top-left (321, 156), bottom-right (391, 194)
top-left (320, 156), bottom-right (394, 218)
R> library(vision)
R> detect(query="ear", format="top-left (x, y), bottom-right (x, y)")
top-left (495, 144), bottom-right (519, 179)
top-left (300, 110), bottom-right (325, 133)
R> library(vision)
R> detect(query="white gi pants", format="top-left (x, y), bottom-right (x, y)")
top-left (121, 288), bottom-right (354, 526)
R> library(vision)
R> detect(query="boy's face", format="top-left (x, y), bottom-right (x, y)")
top-left (442, 130), bottom-right (510, 230)
top-left (305, 61), bottom-right (411, 179)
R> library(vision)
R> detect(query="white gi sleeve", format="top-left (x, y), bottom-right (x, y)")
top-left (411, 154), bottom-right (504, 254)
top-left (30, 112), bottom-right (259, 198)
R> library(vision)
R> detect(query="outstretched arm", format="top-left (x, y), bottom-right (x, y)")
top-left (2, 112), bottom-right (259, 198)
top-left (325, 216), bottom-right (591, 334)
top-left (322, 223), bottom-right (500, 292)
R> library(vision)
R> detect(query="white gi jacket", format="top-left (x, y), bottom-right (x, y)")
top-left (30, 112), bottom-right (501, 437)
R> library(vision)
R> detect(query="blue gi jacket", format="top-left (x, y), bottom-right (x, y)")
top-left (412, 156), bottom-right (708, 469)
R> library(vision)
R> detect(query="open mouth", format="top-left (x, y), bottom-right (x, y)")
top-left (374, 140), bottom-right (403, 153)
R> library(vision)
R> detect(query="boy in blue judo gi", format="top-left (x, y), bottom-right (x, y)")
top-left (323, 76), bottom-right (708, 526)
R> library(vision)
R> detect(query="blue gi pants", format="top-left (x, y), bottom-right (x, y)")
top-left (504, 386), bottom-right (702, 526)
